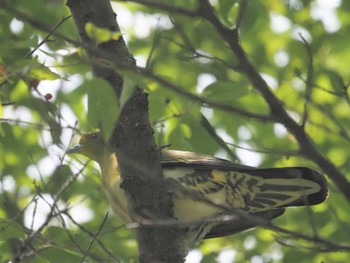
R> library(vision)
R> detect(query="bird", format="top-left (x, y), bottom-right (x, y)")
top-left (67, 132), bottom-right (329, 250)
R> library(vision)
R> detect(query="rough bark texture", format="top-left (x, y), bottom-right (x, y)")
top-left (67, 0), bottom-right (185, 262)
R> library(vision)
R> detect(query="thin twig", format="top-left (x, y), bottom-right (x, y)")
top-left (80, 212), bottom-right (109, 263)
top-left (299, 33), bottom-right (314, 127)
top-left (25, 15), bottom-right (72, 59)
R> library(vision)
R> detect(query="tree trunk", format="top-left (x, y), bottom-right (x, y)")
top-left (67, 0), bottom-right (186, 261)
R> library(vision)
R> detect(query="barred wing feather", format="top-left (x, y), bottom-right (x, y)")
top-left (162, 150), bottom-right (328, 212)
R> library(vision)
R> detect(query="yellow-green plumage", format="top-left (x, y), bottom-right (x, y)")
top-left (67, 132), bottom-right (329, 246)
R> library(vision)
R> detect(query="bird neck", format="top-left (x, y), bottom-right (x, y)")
top-left (98, 150), bottom-right (120, 185)
top-left (97, 150), bottom-right (132, 222)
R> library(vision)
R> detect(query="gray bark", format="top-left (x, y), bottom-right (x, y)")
top-left (67, 0), bottom-right (186, 261)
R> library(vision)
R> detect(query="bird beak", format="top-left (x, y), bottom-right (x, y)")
top-left (66, 144), bottom-right (84, 154)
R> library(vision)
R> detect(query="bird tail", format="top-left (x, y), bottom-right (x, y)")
top-left (235, 167), bottom-right (329, 211)
top-left (204, 167), bottom-right (328, 239)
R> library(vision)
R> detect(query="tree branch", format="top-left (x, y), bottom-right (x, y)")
top-left (136, 66), bottom-right (273, 121)
top-left (198, 0), bottom-right (350, 203)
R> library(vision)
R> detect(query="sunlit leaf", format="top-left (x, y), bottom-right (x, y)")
top-left (218, 0), bottom-right (239, 26)
top-left (86, 77), bottom-right (119, 141)
top-left (120, 71), bottom-right (147, 108)
top-left (85, 22), bottom-right (122, 45)
top-left (202, 80), bottom-right (248, 102)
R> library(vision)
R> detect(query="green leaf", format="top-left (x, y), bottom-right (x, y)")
top-left (86, 78), bottom-right (119, 141)
top-left (39, 247), bottom-right (82, 262)
top-left (0, 218), bottom-right (25, 240)
top-left (29, 66), bottom-right (60, 80)
top-left (44, 226), bottom-right (71, 244)
top-left (120, 71), bottom-right (146, 108)
top-left (29, 65), bottom-right (60, 81)
top-left (202, 80), bottom-right (248, 102)
top-left (85, 22), bottom-right (122, 45)
top-left (13, 60), bottom-right (60, 80)
top-left (218, 0), bottom-right (239, 26)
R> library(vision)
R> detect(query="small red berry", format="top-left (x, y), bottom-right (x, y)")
top-left (0, 65), bottom-right (6, 74)
top-left (44, 93), bottom-right (53, 101)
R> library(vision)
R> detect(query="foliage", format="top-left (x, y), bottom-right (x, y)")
top-left (0, 0), bottom-right (349, 262)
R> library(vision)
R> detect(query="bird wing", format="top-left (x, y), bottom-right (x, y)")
top-left (161, 150), bottom-right (328, 238)
top-left (162, 150), bottom-right (328, 211)
top-left (162, 150), bottom-right (253, 170)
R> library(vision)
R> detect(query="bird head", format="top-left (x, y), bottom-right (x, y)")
top-left (67, 132), bottom-right (108, 162)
